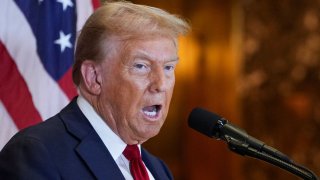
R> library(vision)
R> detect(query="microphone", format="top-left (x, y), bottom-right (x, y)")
top-left (188, 107), bottom-right (291, 162)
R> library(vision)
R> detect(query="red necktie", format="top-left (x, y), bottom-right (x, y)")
top-left (123, 145), bottom-right (150, 180)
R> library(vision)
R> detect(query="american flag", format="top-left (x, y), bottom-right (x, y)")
top-left (0, 0), bottom-right (99, 150)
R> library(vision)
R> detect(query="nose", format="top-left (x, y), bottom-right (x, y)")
top-left (149, 67), bottom-right (168, 93)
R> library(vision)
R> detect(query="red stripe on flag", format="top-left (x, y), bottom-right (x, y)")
top-left (92, 0), bottom-right (100, 10)
top-left (58, 67), bottom-right (77, 100)
top-left (0, 41), bottom-right (42, 130)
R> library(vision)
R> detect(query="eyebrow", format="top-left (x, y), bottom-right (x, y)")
top-left (133, 50), bottom-right (179, 62)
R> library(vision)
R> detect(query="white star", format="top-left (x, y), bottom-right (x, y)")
top-left (54, 31), bottom-right (72, 53)
top-left (56, 0), bottom-right (73, 11)
top-left (38, 0), bottom-right (44, 4)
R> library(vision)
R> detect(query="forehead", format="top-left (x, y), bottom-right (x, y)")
top-left (123, 36), bottom-right (178, 62)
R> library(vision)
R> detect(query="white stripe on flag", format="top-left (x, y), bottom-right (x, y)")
top-left (0, 101), bottom-right (18, 150)
top-left (0, 0), bottom-right (69, 120)
top-left (76, 0), bottom-right (95, 32)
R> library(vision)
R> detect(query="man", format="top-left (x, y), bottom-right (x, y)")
top-left (0, 1), bottom-right (189, 180)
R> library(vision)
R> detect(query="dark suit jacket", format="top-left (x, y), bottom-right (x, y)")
top-left (0, 98), bottom-right (173, 180)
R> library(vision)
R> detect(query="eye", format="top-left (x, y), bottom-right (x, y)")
top-left (131, 62), bottom-right (150, 74)
top-left (134, 63), bottom-right (147, 69)
top-left (164, 64), bottom-right (175, 71)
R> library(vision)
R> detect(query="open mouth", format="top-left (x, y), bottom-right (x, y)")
top-left (142, 105), bottom-right (162, 118)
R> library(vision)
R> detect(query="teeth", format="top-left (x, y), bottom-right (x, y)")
top-left (143, 107), bottom-right (157, 117)
top-left (143, 111), bottom-right (157, 117)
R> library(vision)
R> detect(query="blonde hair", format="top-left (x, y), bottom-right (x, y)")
top-left (72, 1), bottom-right (190, 85)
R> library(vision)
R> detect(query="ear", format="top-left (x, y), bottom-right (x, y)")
top-left (80, 60), bottom-right (102, 95)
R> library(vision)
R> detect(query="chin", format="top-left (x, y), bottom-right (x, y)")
top-left (139, 127), bottom-right (161, 141)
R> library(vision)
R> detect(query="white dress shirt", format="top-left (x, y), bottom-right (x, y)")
top-left (77, 96), bottom-right (155, 180)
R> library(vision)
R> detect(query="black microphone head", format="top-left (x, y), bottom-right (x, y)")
top-left (188, 107), bottom-right (223, 138)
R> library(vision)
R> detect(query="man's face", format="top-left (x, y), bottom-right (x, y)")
top-left (96, 36), bottom-right (178, 144)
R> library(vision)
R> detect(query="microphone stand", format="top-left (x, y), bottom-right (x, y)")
top-left (225, 136), bottom-right (318, 180)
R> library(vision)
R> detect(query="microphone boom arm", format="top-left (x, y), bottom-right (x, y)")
top-left (188, 107), bottom-right (318, 179)
top-left (217, 119), bottom-right (292, 163)
top-left (225, 135), bottom-right (318, 180)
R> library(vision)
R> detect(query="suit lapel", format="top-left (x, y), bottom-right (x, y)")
top-left (142, 148), bottom-right (172, 180)
top-left (59, 98), bottom-right (125, 180)
top-left (75, 132), bottom-right (125, 180)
